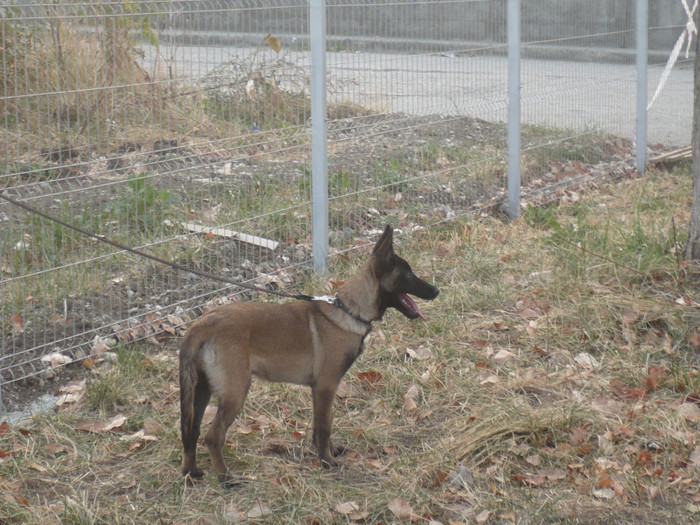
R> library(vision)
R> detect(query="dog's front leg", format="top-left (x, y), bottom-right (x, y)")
top-left (311, 383), bottom-right (340, 467)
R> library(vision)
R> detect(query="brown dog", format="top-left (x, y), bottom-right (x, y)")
top-left (179, 225), bottom-right (439, 484)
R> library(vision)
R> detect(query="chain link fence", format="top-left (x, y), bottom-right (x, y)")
top-left (0, 1), bottom-right (692, 401)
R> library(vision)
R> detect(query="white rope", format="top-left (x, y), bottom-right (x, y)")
top-left (647, 0), bottom-right (698, 111)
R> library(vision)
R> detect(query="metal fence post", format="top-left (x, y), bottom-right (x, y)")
top-left (310, 0), bottom-right (329, 274)
top-left (507, 0), bottom-right (522, 219)
top-left (636, 0), bottom-right (648, 174)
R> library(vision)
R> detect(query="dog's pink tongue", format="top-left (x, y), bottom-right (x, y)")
top-left (399, 294), bottom-right (427, 321)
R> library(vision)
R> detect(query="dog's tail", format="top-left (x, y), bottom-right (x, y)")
top-left (179, 333), bottom-right (203, 452)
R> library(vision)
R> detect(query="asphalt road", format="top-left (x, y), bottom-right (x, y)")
top-left (143, 44), bottom-right (693, 147)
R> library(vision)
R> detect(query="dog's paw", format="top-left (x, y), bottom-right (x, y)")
top-left (183, 466), bottom-right (205, 479)
top-left (220, 472), bottom-right (249, 488)
top-left (319, 455), bottom-right (339, 469)
top-left (331, 444), bottom-right (347, 457)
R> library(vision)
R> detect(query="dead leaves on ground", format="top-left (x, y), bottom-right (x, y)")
top-left (335, 497), bottom-right (436, 523)
top-left (453, 310), bottom-right (700, 511)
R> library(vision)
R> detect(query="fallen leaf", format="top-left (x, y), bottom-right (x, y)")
top-left (479, 372), bottom-right (500, 386)
top-left (405, 345), bottom-right (433, 360)
top-left (609, 378), bottom-right (628, 398)
top-left (636, 450), bottom-right (653, 465)
top-left (350, 509), bottom-right (371, 521)
top-left (646, 365), bottom-right (666, 391)
top-left (40, 352), bottom-right (72, 369)
top-left (609, 379), bottom-right (648, 401)
top-left (612, 479), bottom-right (624, 497)
top-left (335, 501), bottom-right (359, 515)
top-left (74, 414), bottom-right (126, 434)
top-left (475, 510), bottom-right (491, 524)
top-left (648, 485), bottom-right (660, 500)
top-left (142, 418), bottom-right (162, 437)
top-left (525, 454), bottom-right (541, 467)
top-left (574, 352), bottom-right (599, 369)
top-left (449, 465), bottom-right (474, 489)
top-left (335, 380), bottom-right (361, 399)
top-left (357, 371), bottom-right (383, 390)
top-left (56, 392), bottom-right (82, 407)
top-left (10, 313), bottom-right (24, 334)
top-left (688, 332), bottom-right (700, 349)
top-left (429, 469), bottom-right (448, 488)
top-left (403, 396), bottom-right (418, 412)
top-left (223, 503), bottom-right (242, 523)
top-left (263, 33), bottom-right (282, 54)
top-left (387, 497), bottom-right (413, 519)
top-left (625, 387), bottom-right (648, 401)
top-left (91, 336), bottom-right (111, 355)
top-left (518, 308), bottom-right (540, 319)
top-left (569, 426), bottom-right (588, 445)
top-left (492, 349), bottom-right (515, 365)
top-left (598, 474), bottom-right (613, 489)
top-left (621, 310), bottom-right (639, 326)
top-left (678, 403), bottom-right (700, 423)
top-left (246, 503), bottom-right (271, 519)
top-left (592, 488), bottom-right (615, 500)
top-left (25, 459), bottom-right (47, 473)
top-left (689, 447), bottom-right (700, 466)
top-left (542, 468), bottom-right (566, 482)
top-left (103, 414), bottom-right (127, 432)
top-left (511, 473), bottom-right (545, 487)
top-left (73, 420), bottom-right (106, 433)
top-left (591, 396), bottom-right (622, 416)
top-left (405, 383), bottom-right (421, 400)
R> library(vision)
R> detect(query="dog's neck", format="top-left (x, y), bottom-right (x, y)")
top-left (331, 296), bottom-right (372, 326)
top-left (311, 294), bottom-right (373, 327)
top-left (333, 261), bottom-right (381, 324)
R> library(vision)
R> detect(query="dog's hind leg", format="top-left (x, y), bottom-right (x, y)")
top-left (182, 372), bottom-right (211, 479)
top-left (181, 344), bottom-right (212, 479)
top-left (203, 377), bottom-right (251, 486)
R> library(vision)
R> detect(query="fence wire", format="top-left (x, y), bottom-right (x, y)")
top-left (0, 1), bottom-right (692, 398)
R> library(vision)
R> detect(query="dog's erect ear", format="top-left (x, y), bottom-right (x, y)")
top-left (372, 225), bottom-right (394, 259)
top-left (371, 225), bottom-right (394, 277)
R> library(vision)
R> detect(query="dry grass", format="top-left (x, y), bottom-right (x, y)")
top-left (0, 18), bottom-right (325, 161)
top-left (1, 165), bottom-right (700, 524)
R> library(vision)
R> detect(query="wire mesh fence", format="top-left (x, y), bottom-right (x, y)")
top-left (0, 1), bottom-right (692, 398)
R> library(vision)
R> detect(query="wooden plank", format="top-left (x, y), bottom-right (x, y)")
top-left (182, 222), bottom-right (279, 251)
top-left (650, 146), bottom-right (691, 168)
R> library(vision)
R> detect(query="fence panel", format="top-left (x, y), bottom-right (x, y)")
top-left (1, 1), bottom-right (315, 392)
top-left (0, 1), bottom-right (692, 405)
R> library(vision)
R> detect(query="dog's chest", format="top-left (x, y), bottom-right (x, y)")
top-left (340, 337), bottom-right (367, 376)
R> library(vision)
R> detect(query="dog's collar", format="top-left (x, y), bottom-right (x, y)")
top-left (312, 295), bottom-right (373, 328)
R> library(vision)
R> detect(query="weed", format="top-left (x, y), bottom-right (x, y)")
top-left (105, 172), bottom-right (179, 233)
top-left (85, 345), bottom-right (147, 412)
top-left (523, 203), bottom-right (559, 229)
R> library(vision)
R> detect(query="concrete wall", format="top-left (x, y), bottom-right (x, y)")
top-left (9, 1), bottom-right (689, 54)
top-left (169, 0), bottom-right (687, 52)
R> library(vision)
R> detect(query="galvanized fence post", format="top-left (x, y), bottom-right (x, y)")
top-left (310, 0), bottom-right (329, 274)
top-left (636, 0), bottom-right (648, 174)
top-left (507, 0), bottom-right (522, 219)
